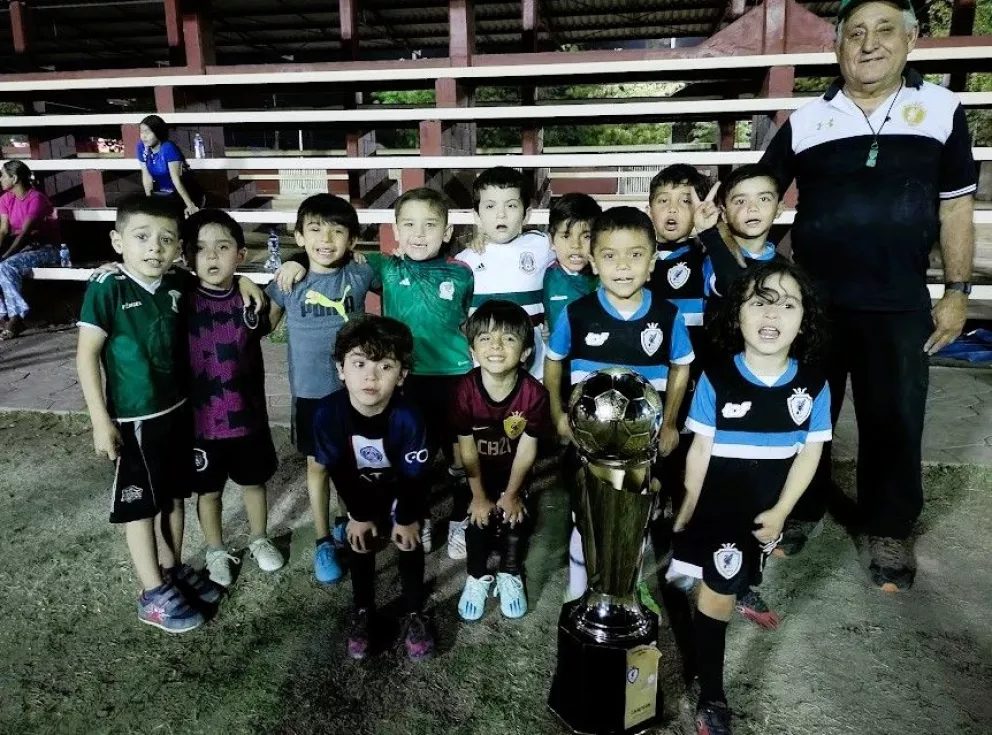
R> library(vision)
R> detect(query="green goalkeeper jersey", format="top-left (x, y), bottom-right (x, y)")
top-left (366, 252), bottom-right (474, 376)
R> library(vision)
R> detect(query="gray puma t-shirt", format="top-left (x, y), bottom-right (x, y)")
top-left (267, 261), bottom-right (375, 399)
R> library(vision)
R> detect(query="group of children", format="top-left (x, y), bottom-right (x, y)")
top-left (78, 161), bottom-right (832, 735)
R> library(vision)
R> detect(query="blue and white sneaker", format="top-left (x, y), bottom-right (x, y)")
top-left (137, 583), bottom-right (204, 633)
top-left (457, 574), bottom-right (494, 621)
top-left (168, 563), bottom-right (223, 604)
top-left (314, 540), bottom-right (343, 584)
top-left (495, 572), bottom-right (527, 619)
top-left (332, 518), bottom-right (348, 550)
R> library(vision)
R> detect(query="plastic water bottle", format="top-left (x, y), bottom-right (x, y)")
top-left (193, 132), bottom-right (205, 159)
top-left (59, 243), bottom-right (72, 268)
top-left (265, 229), bottom-right (282, 271)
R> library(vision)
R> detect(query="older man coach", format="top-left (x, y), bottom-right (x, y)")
top-left (759, 0), bottom-right (976, 591)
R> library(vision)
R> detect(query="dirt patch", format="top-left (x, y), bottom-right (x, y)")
top-left (0, 412), bottom-right (990, 735)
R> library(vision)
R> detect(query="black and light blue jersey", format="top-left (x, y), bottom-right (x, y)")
top-left (547, 286), bottom-right (694, 393)
top-left (685, 354), bottom-right (831, 531)
top-left (687, 353), bottom-right (832, 457)
top-left (648, 241), bottom-right (713, 329)
top-left (312, 389), bottom-right (433, 525)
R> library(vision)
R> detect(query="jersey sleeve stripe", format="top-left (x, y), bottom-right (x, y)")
top-left (939, 184), bottom-right (977, 199)
top-left (806, 430), bottom-right (833, 443)
top-left (76, 321), bottom-right (107, 336)
top-left (672, 350), bottom-right (695, 365)
top-left (684, 418), bottom-right (715, 436)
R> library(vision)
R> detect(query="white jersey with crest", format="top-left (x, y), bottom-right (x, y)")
top-left (455, 229), bottom-right (555, 379)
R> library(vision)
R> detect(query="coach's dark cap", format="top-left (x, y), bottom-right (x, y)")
top-left (838, 0), bottom-right (915, 20)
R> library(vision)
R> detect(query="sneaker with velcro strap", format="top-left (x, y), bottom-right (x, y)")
top-left (167, 563), bottom-right (223, 604)
top-left (137, 583), bottom-right (204, 633)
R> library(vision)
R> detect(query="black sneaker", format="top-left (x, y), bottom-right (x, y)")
top-left (401, 612), bottom-right (435, 662)
top-left (695, 700), bottom-right (733, 735)
top-left (867, 536), bottom-right (915, 592)
top-left (735, 588), bottom-right (781, 630)
top-left (773, 519), bottom-right (821, 558)
top-left (347, 608), bottom-right (372, 660)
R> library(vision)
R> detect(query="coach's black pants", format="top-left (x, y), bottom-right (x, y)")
top-left (791, 307), bottom-right (932, 540)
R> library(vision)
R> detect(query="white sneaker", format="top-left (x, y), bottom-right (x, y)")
top-left (249, 536), bottom-right (285, 573)
top-left (205, 548), bottom-right (240, 587)
top-left (447, 518), bottom-right (468, 560)
top-left (421, 518), bottom-right (434, 554)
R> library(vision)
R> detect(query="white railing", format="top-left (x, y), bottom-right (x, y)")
top-left (1, 45), bottom-right (990, 93)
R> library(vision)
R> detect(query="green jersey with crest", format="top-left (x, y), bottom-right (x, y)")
top-left (78, 267), bottom-right (193, 421)
top-left (366, 252), bottom-right (474, 376)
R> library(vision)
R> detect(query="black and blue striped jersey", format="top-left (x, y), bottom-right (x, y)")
top-left (685, 353), bottom-right (831, 531)
top-left (547, 286), bottom-right (694, 394)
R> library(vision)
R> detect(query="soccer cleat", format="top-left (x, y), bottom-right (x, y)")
top-left (867, 536), bottom-right (916, 592)
top-left (347, 608), bottom-right (371, 660)
top-left (695, 700), bottom-right (733, 735)
top-left (248, 537), bottom-right (285, 572)
top-left (772, 519), bottom-right (822, 558)
top-left (168, 563), bottom-right (223, 604)
top-left (205, 548), bottom-right (240, 588)
top-left (447, 518), bottom-right (468, 560)
top-left (402, 612), bottom-right (435, 662)
top-left (314, 540), bottom-right (344, 584)
top-left (457, 574), bottom-right (494, 621)
top-left (137, 583), bottom-right (205, 633)
top-left (735, 588), bottom-right (781, 630)
top-left (332, 518), bottom-right (348, 550)
top-left (495, 572), bottom-right (528, 619)
top-left (420, 518), bottom-right (434, 554)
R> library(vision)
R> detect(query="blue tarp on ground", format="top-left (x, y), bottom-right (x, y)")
top-left (936, 328), bottom-right (992, 363)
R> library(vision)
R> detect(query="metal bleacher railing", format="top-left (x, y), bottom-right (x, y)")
top-left (5, 45), bottom-right (992, 298)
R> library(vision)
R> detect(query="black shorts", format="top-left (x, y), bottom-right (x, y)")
top-left (110, 406), bottom-right (194, 524)
top-left (668, 530), bottom-right (778, 597)
top-left (192, 430), bottom-right (279, 495)
top-left (292, 395), bottom-right (329, 457)
top-left (403, 374), bottom-right (460, 449)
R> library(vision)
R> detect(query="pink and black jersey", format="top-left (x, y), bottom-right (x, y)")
top-left (450, 368), bottom-right (551, 497)
top-left (187, 284), bottom-right (270, 440)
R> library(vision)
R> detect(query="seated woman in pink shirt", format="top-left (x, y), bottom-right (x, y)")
top-left (0, 160), bottom-right (60, 339)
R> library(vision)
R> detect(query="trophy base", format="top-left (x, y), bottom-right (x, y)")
top-left (548, 601), bottom-right (664, 735)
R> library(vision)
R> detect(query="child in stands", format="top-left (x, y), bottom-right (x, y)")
top-left (311, 316), bottom-right (435, 662)
top-left (452, 301), bottom-right (551, 622)
top-left (183, 209), bottom-right (285, 587)
top-left (667, 260), bottom-right (830, 735)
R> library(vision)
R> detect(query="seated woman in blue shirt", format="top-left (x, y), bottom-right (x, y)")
top-left (136, 115), bottom-right (202, 217)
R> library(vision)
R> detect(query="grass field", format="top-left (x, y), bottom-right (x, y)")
top-left (1, 411), bottom-right (991, 735)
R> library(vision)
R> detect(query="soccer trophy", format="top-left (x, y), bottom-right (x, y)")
top-left (548, 368), bottom-right (665, 734)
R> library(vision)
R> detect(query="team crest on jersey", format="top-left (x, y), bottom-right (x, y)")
top-left (787, 387), bottom-right (813, 426)
top-left (714, 543), bottom-right (743, 580)
top-left (353, 437), bottom-right (389, 469)
top-left (519, 252), bottom-right (536, 274)
top-left (721, 401), bottom-right (751, 419)
top-left (439, 281), bottom-right (455, 301)
top-left (667, 263), bottom-right (690, 290)
top-left (902, 102), bottom-right (926, 127)
top-left (168, 289), bottom-right (182, 313)
top-left (193, 448), bottom-right (208, 472)
top-left (120, 485), bottom-right (144, 503)
top-left (640, 323), bottom-right (663, 357)
top-left (243, 304), bottom-right (260, 330)
top-left (504, 411), bottom-right (527, 440)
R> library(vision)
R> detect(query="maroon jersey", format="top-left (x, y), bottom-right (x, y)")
top-left (450, 368), bottom-right (551, 497)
